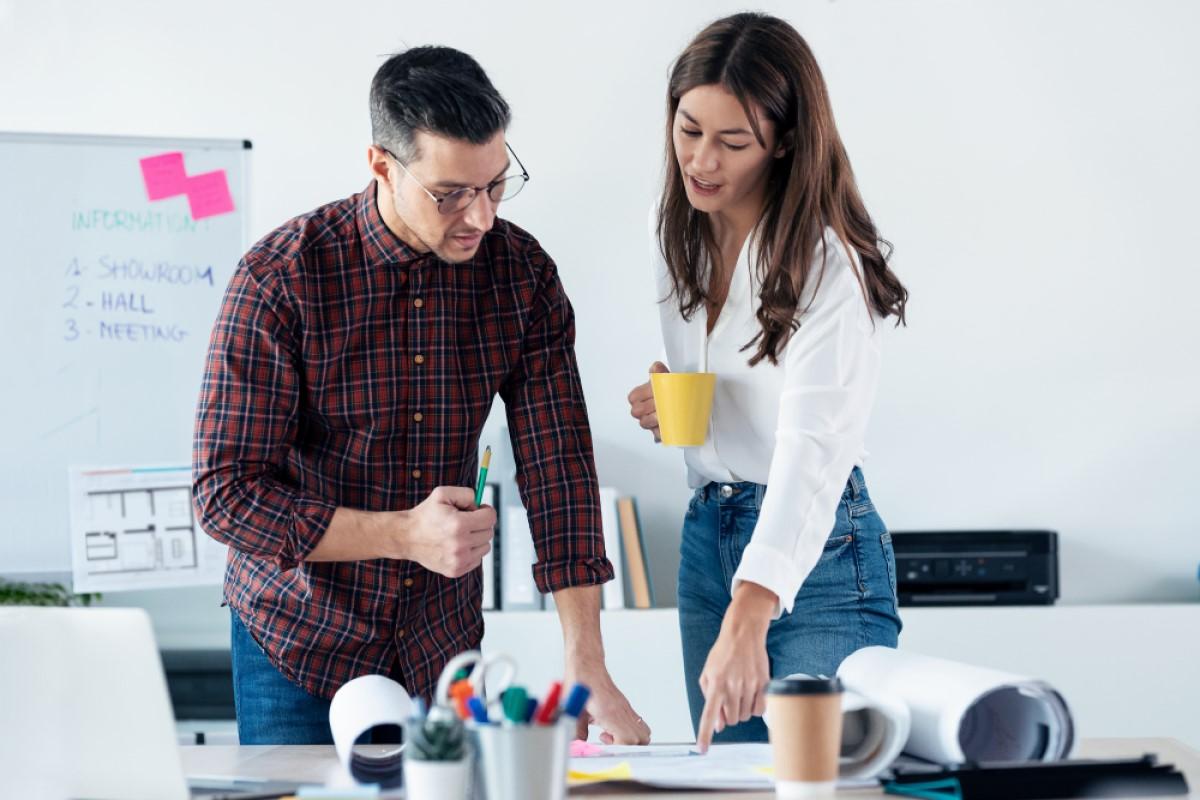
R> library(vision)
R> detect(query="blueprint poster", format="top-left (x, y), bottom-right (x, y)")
top-left (68, 464), bottom-right (226, 592)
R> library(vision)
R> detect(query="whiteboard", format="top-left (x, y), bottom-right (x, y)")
top-left (0, 132), bottom-right (249, 574)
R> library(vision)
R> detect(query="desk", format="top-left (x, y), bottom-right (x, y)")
top-left (181, 738), bottom-right (1200, 798)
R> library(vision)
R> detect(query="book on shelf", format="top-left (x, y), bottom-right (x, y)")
top-left (598, 487), bottom-right (624, 609)
top-left (617, 496), bottom-right (654, 609)
top-left (488, 488), bottom-right (652, 612)
top-left (500, 502), bottom-right (541, 610)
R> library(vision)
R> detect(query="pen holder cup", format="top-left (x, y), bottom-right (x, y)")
top-left (470, 719), bottom-right (571, 800)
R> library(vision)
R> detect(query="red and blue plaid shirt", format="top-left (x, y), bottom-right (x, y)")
top-left (193, 183), bottom-right (613, 700)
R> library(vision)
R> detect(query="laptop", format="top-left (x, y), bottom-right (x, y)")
top-left (0, 607), bottom-right (306, 800)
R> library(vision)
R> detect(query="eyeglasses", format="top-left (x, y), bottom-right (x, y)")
top-left (379, 142), bottom-right (530, 215)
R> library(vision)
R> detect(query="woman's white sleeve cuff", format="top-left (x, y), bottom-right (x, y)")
top-left (731, 541), bottom-right (808, 619)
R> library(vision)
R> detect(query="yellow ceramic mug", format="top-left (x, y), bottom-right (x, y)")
top-left (650, 372), bottom-right (716, 447)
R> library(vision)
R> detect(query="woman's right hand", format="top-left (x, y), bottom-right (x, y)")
top-left (627, 362), bottom-right (669, 442)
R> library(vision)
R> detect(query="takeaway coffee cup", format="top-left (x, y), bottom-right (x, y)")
top-left (765, 677), bottom-right (844, 798)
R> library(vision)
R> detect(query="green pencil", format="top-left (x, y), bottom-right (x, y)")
top-left (474, 446), bottom-right (492, 506)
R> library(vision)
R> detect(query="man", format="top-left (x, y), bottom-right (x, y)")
top-left (193, 46), bottom-right (649, 745)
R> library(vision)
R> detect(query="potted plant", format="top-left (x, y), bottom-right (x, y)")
top-left (0, 577), bottom-right (100, 607)
top-left (403, 707), bottom-right (470, 800)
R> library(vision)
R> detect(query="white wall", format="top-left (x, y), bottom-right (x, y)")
top-left (2, 1), bottom-right (1198, 632)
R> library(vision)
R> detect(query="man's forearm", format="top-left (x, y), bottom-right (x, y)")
top-left (305, 507), bottom-right (408, 562)
top-left (553, 584), bottom-right (605, 661)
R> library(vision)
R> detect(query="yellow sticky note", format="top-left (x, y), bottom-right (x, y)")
top-left (568, 761), bottom-right (634, 784)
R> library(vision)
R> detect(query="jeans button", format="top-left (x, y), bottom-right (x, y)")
top-left (720, 484), bottom-right (734, 499)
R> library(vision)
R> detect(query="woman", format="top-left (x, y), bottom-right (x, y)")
top-left (627, 12), bottom-right (908, 751)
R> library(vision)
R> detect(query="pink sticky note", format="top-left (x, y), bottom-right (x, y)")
top-left (139, 152), bottom-right (190, 200)
top-left (185, 170), bottom-right (235, 220)
top-left (570, 739), bottom-right (606, 758)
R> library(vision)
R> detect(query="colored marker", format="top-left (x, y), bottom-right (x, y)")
top-left (535, 681), bottom-right (563, 725)
top-left (502, 686), bottom-right (529, 725)
top-left (467, 696), bottom-right (490, 724)
top-left (562, 683), bottom-right (591, 719)
top-left (450, 679), bottom-right (474, 720)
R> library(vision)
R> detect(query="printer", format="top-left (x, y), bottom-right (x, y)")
top-left (889, 529), bottom-right (1059, 606)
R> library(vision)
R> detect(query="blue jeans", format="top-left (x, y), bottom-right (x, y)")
top-left (677, 467), bottom-right (902, 743)
top-left (230, 611), bottom-right (335, 744)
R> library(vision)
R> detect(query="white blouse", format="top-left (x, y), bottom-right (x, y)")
top-left (652, 214), bottom-right (884, 617)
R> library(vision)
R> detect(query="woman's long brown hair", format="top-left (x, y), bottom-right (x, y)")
top-left (658, 12), bottom-right (907, 366)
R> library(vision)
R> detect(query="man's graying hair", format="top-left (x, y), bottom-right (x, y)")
top-left (370, 46), bottom-right (511, 163)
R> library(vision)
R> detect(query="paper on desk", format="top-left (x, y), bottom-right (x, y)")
top-left (568, 743), bottom-right (875, 791)
top-left (837, 646), bottom-right (1075, 765)
top-left (569, 649), bottom-right (1073, 791)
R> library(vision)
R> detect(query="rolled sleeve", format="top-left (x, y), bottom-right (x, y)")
top-left (731, 250), bottom-right (882, 617)
top-left (192, 259), bottom-right (336, 571)
top-left (500, 248), bottom-right (614, 594)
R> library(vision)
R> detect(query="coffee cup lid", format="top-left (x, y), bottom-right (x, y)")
top-left (767, 676), bottom-right (843, 695)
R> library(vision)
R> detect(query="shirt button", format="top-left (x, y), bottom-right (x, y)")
top-left (404, 578), bottom-right (414, 588)
top-left (414, 354), bottom-right (425, 364)
top-left (397, 629), bottom-right (405, 638)
top-left (413, 412), bottom-right (423, 422)
top-left (413, 298), bottom-right (424, 308)
top-left (720, 484), bottom-right (734, 499)
top-left (412, 469), bottom-right (422, 479)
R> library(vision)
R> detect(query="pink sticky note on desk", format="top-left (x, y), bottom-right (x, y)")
top-left (185, 170), bottom-right (235, 220)
top-left (570, 739), bottom-right (606, 757)
top-left (140, 152), bottom-right (190, 199)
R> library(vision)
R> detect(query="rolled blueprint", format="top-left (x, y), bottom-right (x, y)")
top-left (837, 646), bottom-right (1074, 765)
top-left (838, 686), bottom-right (912, 779)
top-left (328, 674), bottom-right (413, 788)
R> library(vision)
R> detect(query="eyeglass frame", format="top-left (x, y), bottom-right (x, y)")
top-left (377, 141), bottom-right (530, 215)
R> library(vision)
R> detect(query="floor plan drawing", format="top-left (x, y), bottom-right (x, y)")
top-left (69, 465), bottom-right (226, 592)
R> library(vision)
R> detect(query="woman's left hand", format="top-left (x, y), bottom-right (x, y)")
top-left (695, 582), bottom-right (778, 752)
